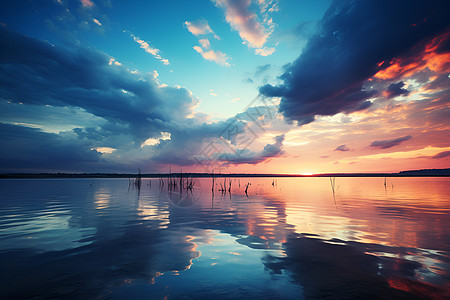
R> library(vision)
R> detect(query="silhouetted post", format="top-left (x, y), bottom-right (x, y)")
top-left (245, 182), bottom-right (251, 196)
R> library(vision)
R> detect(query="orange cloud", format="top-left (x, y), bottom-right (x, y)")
top-left (129, 33), bottom-right (170, 65)
top-left (81, 0), bottom-right (94, 8)
top-left (212, 0), bottom-right (274, 50)
top-left (185, 20), bottom-right (219, 39)
top-left (193, 45), bottom-right (230, 66)
top-left (374, 31), bottom-right (450, 80)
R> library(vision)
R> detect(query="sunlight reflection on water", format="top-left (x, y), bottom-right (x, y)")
top-left (0, 177), bottom-right (449, 299)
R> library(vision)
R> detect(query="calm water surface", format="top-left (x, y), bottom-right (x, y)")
top-left (0, 177), bottom-right (449, 299)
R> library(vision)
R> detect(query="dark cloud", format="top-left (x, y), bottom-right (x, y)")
top-left (260, 0), bottom-right (450, 125)
top-left (0, 123), bottom-right (102, 172)
top-left (334, 144), bottom-right (350, 152)
top-left (133, 104), bottom-right (278, 167)
top-left (385, 82), bottom-right (409, 99)
top-left (0, 27), bottom-right (197, 144)
top-left (261, 134), bottom-right (285, 157)
top-left (431, 151), bottom-right (450, 159)
top-left (370, 135), bottom-right (412, 149)
top-left (0, 27), bottom-right (233, 171)
top-left (218, 134), bottom-right (285, 165)
top-left (1, 27), bottom-right (281, 172)
top-left (148, 120), bottom-right (238, 166)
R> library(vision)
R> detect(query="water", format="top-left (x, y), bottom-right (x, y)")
top-left (0, 177), bottom-right (449, 299)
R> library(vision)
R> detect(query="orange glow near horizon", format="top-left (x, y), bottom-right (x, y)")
top-left (299, 172), bottom-right (316, 176)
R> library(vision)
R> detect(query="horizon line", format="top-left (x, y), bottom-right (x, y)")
top-left (1, 168), bottom-right (449, 178)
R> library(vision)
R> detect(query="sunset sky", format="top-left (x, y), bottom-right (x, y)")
top-left (0, 0), bottom-right (449, 174)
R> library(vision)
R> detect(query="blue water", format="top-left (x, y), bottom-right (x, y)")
top-left (0, 177), bottom-right (449, 299)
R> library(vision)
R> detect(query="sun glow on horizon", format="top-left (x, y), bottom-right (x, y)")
top-left (299, 171), bottom-right (316, 176)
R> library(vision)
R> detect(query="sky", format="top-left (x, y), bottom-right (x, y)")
top-left (0, 0), bottom-right (449, 174)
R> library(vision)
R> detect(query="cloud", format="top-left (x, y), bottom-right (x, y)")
top-left (41, 0), bottom-right (110, 42)
top-left (0, 28), bottom-right (196, 145)
top-left (193, 45), bottom-right (230, 66)
top-left (0, 27), bottom-right (277, 171)
top-left (186, 20), bottom-right (230, 66)
top-left (254, 47), bottom-right (275, 56)
top-left (81, 0), bottom-right (94, 8)
top-left (0, 99), bottom-right (105, 133)
top-left (130, 33), bottom-right (170, 65)
top-left (431, 151), bottom-right (450, 159)
top-left (385, 82), bottom-right (409, 99)
top-left (262, 134), bottom-right (285, 157)
top-left (148, 118), bottom-right (246, 166)
top-left (92, 18), bottom-right (102, 26)
top-left (219, 134), bottom-right (285, 165)
top-left (184, 20), bottom-right (219, 39)
top-left (374, 32), bottom-right (450, 81)
top-left (150, 104), bottom-right (280, 168)
top-left (334, 145), bottom-right (350, 152)
top-left (141, 132), bottom-right (171, 148)
top-left (370, 135), bottom-right (412, 149)
top-left (212, 0), bottom-right (276, 54)
top-left (0, 123), bottom-right (102, 172)
top-left (199, 38), bottom-right (210, 49)
top-left (260, 0), bottom-right (449, 125)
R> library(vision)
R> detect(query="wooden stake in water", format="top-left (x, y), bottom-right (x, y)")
top-left (244, 182), bottom-right (251, 196)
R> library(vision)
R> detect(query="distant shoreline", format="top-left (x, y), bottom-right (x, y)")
top-left (1, 168), bottom-right (449, 178)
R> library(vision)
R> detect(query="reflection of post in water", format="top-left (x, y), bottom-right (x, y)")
top-left (211, 173), bottom-right (215, 207)
top-left (165, 170), bottom-right (196, 193)
top-left (128, 168), bottom-right (142, 193)
top-left (219, 178), bottom-right (226, 194)
top-left (135, 168), bottom-right (142, 190)
top-left (167, 175), bottom-right (199, 208)
top-left (329, 177), bottom-right (337, 207)
top-left (180, 168), bottom-right (183, 194)
top-left (127, 168), bottom-right (142, 197)
top-left (216, 177), bottom-right (232, 197)
top-left (329, 177), bottom-right (336, 193)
